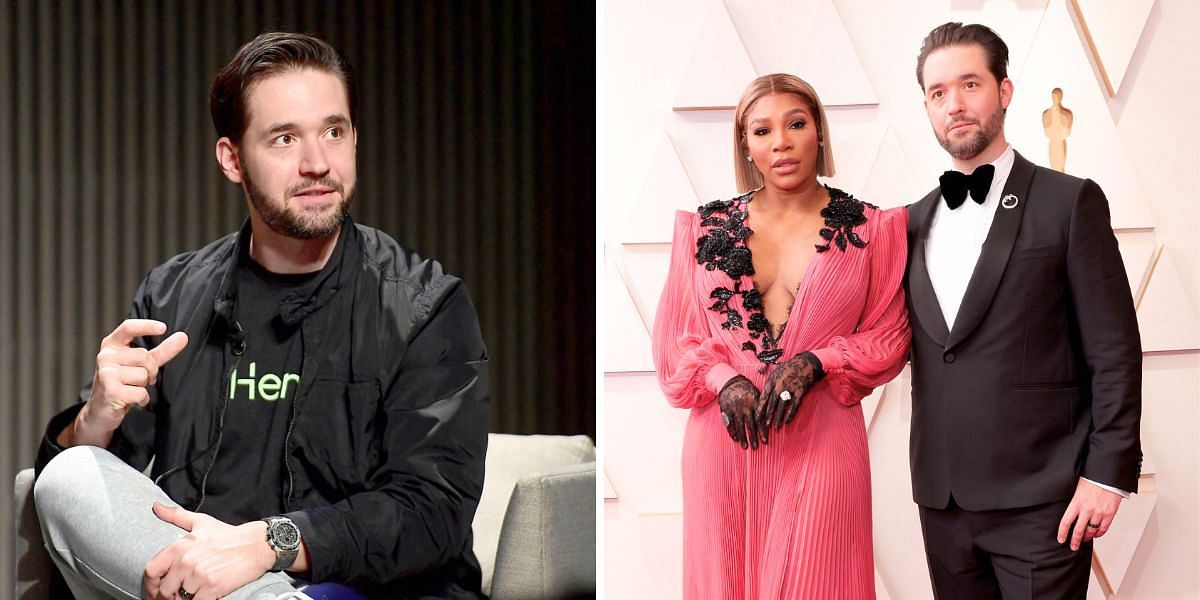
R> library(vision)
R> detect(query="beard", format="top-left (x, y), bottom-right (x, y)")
top-left (243, 169), bottom-right (353, 240)
top-left (936, 103), bottom-right (1006, 160)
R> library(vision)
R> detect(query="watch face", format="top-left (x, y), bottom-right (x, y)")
top-left (271, 520), bottom-right (302, 551)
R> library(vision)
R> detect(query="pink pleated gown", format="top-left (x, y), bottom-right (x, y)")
top-left (653, 198), bottom-right (911, 599)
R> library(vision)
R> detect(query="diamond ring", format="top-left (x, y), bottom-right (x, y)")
top-left (178, 588), bottom-right (196, 600)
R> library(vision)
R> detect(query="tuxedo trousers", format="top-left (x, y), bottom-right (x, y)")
top-left (918, 496), bottom-right (1091, 600)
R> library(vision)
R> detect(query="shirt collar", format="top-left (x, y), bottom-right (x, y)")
top-left (216, 216), bottom-right (359, 326)
top-left (983, 144), bottom-right (1016, 200)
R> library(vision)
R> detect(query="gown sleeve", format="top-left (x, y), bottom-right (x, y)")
top-left (808, 206), bottom-right (912, 406)
top-left (652, 210), bottom-right (740, 409)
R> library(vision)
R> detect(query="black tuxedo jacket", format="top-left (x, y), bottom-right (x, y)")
top-left (905, 151), bottom-right (1141, 511)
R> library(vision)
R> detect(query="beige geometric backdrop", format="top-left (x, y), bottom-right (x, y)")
top-left (601, 0), bottom-right (1200, 598)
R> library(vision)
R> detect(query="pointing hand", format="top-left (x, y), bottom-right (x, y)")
top-left (64, 319), bottom-right (188, 447)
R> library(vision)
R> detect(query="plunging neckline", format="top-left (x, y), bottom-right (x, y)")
top-left (694, 185), bottom-right (869, 370)
top-left (740, 190), bottom-right (827, 346)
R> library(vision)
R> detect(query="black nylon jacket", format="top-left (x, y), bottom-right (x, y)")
top-left (37, 218), bottom-right (490, 598)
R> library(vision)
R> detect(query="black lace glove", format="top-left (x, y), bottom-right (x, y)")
top-left (756, 351), bottom-right (825, 440)
top-left (718, 375), bottom-right (762, 450)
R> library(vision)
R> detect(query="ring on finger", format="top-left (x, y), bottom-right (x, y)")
top-left (178, 587), bottom-right (196, 600)
top-left (1086, 522), bottom-right (1100, 529)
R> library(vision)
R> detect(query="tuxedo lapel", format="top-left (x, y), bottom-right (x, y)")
top-left (945, 152), bottom-right (1036, 350)
top-left (907, 190), bottom-right (950, 346)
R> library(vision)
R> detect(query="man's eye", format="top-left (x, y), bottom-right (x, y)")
top-left (273, 134), bottom-right (294, 145)
top-left (326, 127), bottom-right (343, 139)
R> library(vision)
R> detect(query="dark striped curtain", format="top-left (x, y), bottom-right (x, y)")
top-left (0, 1), bottom-right (596, 592)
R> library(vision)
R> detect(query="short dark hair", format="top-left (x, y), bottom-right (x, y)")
top-left (210, 32), bottom-right (356, 142)
top-left (915, 22), bottom-right (1009, 91)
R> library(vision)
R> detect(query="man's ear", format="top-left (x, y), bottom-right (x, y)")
top-left (999, 77), bottom-right (1014, 110)
top-left (215, 137), bottom-right (243, 184)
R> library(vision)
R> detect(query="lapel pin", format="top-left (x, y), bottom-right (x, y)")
top-left (1001, 194), bottom-right (1019, 209)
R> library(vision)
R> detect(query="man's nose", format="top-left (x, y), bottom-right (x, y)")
top-left (299, 141), bottom-right (331, 177)
top-left (945, 90), bottom-right (966, 115)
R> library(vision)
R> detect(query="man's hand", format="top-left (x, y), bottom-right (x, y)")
top-left (1057, 478), bottom-right (1123, 551)
top-left (143, 503), bottom-right (275, 600)
top-left (62, 319), bottom-right (187, 448)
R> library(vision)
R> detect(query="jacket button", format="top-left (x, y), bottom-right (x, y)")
top-left (943, 352), bottom-right (956, 363)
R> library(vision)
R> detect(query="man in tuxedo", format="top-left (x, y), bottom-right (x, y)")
top-left (905, 22), bottom-right (1142, 598)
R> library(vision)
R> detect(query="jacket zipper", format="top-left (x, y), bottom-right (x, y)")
top-left (282, 323), bottom-right (302, 510)
top-left (283, 405), bottom-right (298, 510)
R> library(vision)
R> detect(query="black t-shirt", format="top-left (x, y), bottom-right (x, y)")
top-left (201, 249), bottom-right (319, 523)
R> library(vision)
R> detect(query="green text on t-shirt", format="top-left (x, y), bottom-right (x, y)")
top-left (228, 361), bottom-right (300, 401)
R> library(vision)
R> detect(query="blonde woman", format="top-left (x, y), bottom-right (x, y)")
top-left (653, 74), bottom-right (910, 598)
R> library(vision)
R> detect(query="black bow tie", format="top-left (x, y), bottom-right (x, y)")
top-left (939, 164), bottom-right (995, 210)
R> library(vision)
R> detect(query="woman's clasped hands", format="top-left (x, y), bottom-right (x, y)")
top-left (717, 352), bottom-right (823, 449)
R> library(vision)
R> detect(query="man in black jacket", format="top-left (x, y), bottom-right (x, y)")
top-left (34, 33), bottom-right (489, 600)
top-left (905, 23), bottom-right (1142, 599)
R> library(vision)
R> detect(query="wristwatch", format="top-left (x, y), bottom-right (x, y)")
top-left (262, 515), bottom-right (302, 571)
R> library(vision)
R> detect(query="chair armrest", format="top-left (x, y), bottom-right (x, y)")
top-left (474, 433), bottom-right (595, 596)
top-left (490, 461), bottom-right (596, 600)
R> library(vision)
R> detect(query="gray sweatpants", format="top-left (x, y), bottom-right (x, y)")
top-left (34, 445), bottom-right (303, 600)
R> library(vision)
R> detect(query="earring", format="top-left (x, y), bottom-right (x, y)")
top-left (746, 156), bottom-right (753, 162)
top-left (818, 141), bottom-right (824, 147)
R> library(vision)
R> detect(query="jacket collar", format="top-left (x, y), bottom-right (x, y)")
top-left (213, 215), bottom-right (361, 327)
top-left (908, 150), bottom-right (1036, 350)
top-left (907, 187), bottom-right (949, 346)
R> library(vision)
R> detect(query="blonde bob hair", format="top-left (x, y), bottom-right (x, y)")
top-left (733, 73), bottom-right (835, 193)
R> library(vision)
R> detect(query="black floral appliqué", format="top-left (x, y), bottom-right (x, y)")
top-left (694, 194), bottom-right (783, 371)
top-left (709, 282), bottom-right (747, 331)
top-left (696, 198), bottom-right (754, 278)
top-left (816, 186), bottom-right (876, 253)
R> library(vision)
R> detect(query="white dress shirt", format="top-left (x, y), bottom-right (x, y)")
top-left (925, 145), bottom-right (1129, 499)
top-left (926, 145), bottom-right (1015, 329)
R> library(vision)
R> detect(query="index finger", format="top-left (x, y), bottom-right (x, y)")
top-left (104, 319), bottom-right (168, 348)
top-left (756, 390), bottom-right (775, 429)
top-left (760, 375), bottom-right (776, 407)
top-left (148, 331), bottom-right (189, 367)
top-left (1056, 503), bottom-right (1078, 544)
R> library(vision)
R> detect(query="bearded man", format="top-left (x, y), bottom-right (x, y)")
top-left (904, 22), bottom-right (1142, 599)
top-left (33, 32), bottom-right (488, 600)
